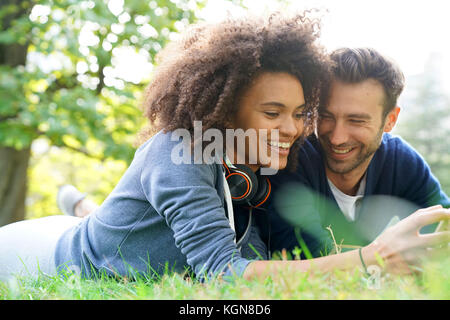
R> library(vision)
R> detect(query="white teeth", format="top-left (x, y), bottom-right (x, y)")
top-left (332, 148), bottom-right (352, 154)
top-left (268, 141), bottom-right (291, 148)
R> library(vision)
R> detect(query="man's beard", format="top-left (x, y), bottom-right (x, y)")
top-left (321, 127), bottom-right (384, 175)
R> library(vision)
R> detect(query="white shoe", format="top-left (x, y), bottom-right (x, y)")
top-left (57, 185), bottom-right (86, 216)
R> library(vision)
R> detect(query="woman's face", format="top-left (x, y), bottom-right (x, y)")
top-left (231, 72), bottom-right (306, 172)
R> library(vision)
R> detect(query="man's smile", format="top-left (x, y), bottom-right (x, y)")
top-left (331, 147), bottom-right (353, 154)
top-left (326, 143), bottom-right (359, 161)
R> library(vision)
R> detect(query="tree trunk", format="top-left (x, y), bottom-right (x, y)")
top-left (0, 0), bottom-right (32, 226)
top-left (0, 146), bottom-right (30, 226)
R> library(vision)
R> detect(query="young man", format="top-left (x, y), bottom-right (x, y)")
top-left (253, 47), bottom-right (450, 257)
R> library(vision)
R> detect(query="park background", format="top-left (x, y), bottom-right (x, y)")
top-left (1, 0), bottom-right (449, 226)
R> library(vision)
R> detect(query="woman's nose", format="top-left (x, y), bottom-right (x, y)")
top-left (280, 116), bottom-right (302, 138)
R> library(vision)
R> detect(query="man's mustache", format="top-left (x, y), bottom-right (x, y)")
top-left (320, 137), bottom-right (359, 150)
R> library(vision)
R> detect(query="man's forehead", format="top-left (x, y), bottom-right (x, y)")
top-left (324, 79), bottom-right (386, 117)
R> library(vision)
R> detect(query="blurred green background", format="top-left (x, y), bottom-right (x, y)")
top-left (0, 0), bottom-right (449, 226)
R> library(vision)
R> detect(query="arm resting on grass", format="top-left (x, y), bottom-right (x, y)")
top-left (243, 243), bottom-right (378, 280)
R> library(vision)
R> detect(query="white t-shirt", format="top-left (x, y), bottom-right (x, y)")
top-left (327, 174), bottom-right (367, 222)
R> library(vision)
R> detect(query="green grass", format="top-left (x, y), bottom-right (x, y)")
top-left (1, 256), bottom-right (449, 300)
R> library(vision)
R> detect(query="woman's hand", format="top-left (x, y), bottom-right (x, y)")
top-left (365, 205), bottom-right (450, 274)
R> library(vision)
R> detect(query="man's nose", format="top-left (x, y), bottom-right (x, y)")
top-left (328, 121), bottom-right (349, 146)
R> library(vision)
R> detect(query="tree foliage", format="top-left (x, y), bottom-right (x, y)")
top-left (0, 0), bottom-right (204, 161)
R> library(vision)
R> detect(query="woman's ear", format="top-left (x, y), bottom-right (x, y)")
top-left (383, 106), bottom-right (400, 132)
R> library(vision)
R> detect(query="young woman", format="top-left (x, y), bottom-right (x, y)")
top-left (0, 12), bottom-right (448, 282)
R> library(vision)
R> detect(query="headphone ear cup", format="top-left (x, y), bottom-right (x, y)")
top-left (248, 176), bottom-right (271, 208)
top-left (226, 164), bottom-right (258, 206)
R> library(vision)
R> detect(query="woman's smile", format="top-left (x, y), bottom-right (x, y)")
top-left (267, 140), bottom-right (293, 157)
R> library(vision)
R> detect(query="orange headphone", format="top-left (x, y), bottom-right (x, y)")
top-left (222, 160), bottom-right (271, 208)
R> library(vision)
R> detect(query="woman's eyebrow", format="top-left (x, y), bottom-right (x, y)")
top-left (260, 102), bottom-right (306, 109)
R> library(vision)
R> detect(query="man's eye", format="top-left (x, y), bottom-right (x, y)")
top-left (350, 119), bottom-right (365, 124)
top-left (319, 114), bottom-right (332, 120)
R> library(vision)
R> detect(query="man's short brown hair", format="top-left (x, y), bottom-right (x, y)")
top-left (330, 47), bottom-right (405, 116)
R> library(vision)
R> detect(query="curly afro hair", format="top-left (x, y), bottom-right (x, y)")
top-left (139, 11), bottom-right (332, 171)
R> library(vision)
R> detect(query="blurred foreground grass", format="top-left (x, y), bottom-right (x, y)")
top-left (1, 255), bottom-right (448, 300)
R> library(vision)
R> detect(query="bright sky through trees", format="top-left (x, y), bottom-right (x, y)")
top-left (29, 0), bottom-right (450, 91)
top-left (200, 0), bottom-right (450, 91)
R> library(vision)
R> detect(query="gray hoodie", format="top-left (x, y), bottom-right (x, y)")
top-left (54, 131), bottom-right (266, 280)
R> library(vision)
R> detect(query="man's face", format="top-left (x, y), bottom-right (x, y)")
top-left (318, 79), bottom-right (393, 175)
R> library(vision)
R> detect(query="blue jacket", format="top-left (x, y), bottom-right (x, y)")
top-left (55, 131), bottom-right (266, 280)
top-left (254, 133), bottom-right (450, 257)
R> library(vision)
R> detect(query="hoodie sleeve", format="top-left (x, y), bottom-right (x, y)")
top-left (140, 132), bottom-right (251, 280)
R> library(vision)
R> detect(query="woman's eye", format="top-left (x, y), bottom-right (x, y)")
top-left (264, 112), bottom-right (279, 117)
top-left (295, 110), bottom-right (310, 119)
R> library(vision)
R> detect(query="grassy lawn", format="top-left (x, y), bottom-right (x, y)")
top-left (1, 255), bottom-right (449, 300)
